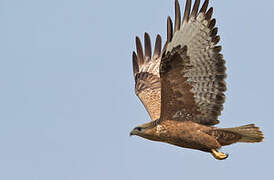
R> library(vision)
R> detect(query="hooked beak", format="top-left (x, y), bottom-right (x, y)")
top-left (129, 129), bottom-right (137, 136)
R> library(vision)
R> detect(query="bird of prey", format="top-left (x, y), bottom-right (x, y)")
top-left (130, 0), bottom-right (264, 160)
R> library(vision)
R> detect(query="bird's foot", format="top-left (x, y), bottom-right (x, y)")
top-left (211, 149), bottom-right (228, 160)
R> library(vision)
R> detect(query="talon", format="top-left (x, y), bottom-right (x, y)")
top-left (211, 149), bottom-right (228, 160)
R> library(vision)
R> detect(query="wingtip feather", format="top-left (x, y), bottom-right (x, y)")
top-left (132, 51), bottom-right (139, 76)
top-left (136, 36), bottom-right (144, 65)
top-left (190, 0), bottom-right (200, 18)
top-left (153, 34), bottom-right (162, 59)
top-left (175, 0), bottom-right (181, 32)
top-left (182, 0), bottom-right (191, 24)
top-left (144, 32), bottom-right (152, 60)
top-left (199, 0), bottom-right (209, 13)
top-left (167, 16), bottom-right (173, 43)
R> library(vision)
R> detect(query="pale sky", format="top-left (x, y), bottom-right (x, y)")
top-left (0, 0), bottom-right (273, 179)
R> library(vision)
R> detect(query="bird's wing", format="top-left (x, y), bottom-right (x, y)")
top-left (160, 0), bottom-right (226, 125)
top-left (133, 33), bottom-right (163, 121)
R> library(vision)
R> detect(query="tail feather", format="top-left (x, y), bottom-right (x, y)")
top-left (222, 124), bottom-right (264, 143)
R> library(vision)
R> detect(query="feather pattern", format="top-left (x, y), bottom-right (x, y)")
top-left (161, 0), bottom-right (226, 125)
top-left (130, 0), bottom-right (264, 160)
top-left (133, 33), bottom-right (163, 121)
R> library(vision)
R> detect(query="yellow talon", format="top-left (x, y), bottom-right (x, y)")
top-left (211, 149), bottom-right (228, 160)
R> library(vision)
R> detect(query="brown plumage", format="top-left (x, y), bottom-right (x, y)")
top-left (133, 33), bottom-right (162, 121)
top-left (130, 0), bottom-right (264, 160)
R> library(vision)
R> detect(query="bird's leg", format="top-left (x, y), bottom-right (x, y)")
top-left (211, 149), bottom-right (228, 160)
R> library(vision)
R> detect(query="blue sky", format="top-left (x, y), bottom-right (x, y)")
top-left (0, 0), bottom-right (273, 179)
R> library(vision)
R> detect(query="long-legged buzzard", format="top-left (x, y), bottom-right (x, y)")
top-left (130, 0), bottom-right (264, 160)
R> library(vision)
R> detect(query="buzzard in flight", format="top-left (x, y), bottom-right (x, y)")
top-left (130, 0), bottom-right (264, 160)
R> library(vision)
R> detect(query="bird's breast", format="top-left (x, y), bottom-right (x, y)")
top-left (155, 124), bottom-right (171, 139)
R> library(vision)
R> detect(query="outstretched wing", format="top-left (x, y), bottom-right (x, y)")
top-left (133, 33), bottom-right (163, 121)
top-left (160, 0), bottom-right (226, 125)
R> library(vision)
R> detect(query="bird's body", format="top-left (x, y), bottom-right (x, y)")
top-left (159, 121), bottom-right (220, 152)
top-left (130, 0), bottom-right (264, 160)
top-left (136, 121), bottom-right (219, 152)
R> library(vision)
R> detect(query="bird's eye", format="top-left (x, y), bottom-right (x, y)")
top-left (135, 127), bottom-right (142, 131)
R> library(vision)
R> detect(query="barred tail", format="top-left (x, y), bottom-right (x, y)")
top-left (209, 124), bottom-right (264, 146)
top-left (223, 124), bottom-right (264, 143)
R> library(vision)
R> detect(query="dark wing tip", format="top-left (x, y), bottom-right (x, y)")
top-left (156, 34), bottom-right (162, 43)
top-left (167, 16), bottom-right (173, 43)
top-left (206, 7), bottom-right (213, 20)
top-left (135, 36), bottom-right (144, 65)
top-left (182, 0), bottom-right (191, 24)
top-left (212, 35), bottom-right (220, 44)
top-left (175, 0), bottom-right (181, 32)
top-left (209, 18), bottom-right (216, 29)
top-left (190, 0), bottom-right (200, 18)
top-left (144, 32), bottom-right (152, 60)
top-left (199, 0), bottom-right (209, 13)
top-left (132, 51), bottom-right (139, 77)
top-left (213, 45), bottom-right (222, 53)
top-left (210, 27), bottom-right (218, 37)
top-left (135, 36), bottom-right (140, 42)
top-left (153, 34), bottom-right (162, 59)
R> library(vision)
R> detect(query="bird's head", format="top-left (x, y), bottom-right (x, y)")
top-left (130, 121), bottom-right (160, 141)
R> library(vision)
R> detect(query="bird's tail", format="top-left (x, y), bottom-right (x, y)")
top-left (209, 124), bottom-right (264, 146)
